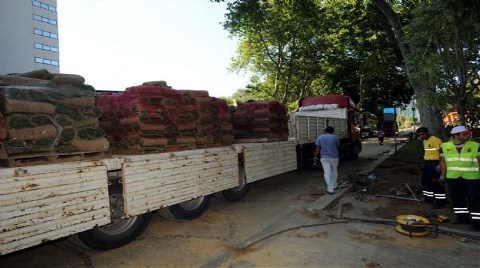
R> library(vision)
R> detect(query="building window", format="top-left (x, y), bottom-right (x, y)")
top-left (35, 57), bottom-right (59, 66)
top-left (32, 0), bottom-right (57, 13)
top-left (34, 42), bottom-right (59, 53)
top-left (33, 28), bottom-right (58, 39)
top-left (33, 14), bottom-right (57, 26)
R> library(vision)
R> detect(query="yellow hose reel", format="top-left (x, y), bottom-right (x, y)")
top-left (395, 214), bottom-right (431, 237)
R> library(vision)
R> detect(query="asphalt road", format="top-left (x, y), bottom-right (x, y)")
top-left (1, 138), bottom-right (479, 267)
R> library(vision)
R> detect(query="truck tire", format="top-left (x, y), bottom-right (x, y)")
top-left (215, 164), bottom-right (250, 201)
top-left (158, 195), bottom-right (212, 221)
top-left (215, 182), bottom-right (250, 201)
top-left (69, 213), bottom-right (152, 250)
top-left (69, 176), bottom-right (152, 250)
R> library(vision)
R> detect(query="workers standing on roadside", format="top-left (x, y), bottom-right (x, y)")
top-left (439, 126), bottom-right (480, 230)
top-left (314, 126), bottom-right (343, 195)
top-left (416, 127), bottom-right (445, 208)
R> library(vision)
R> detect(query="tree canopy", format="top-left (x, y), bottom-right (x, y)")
top-left (215, 0), bottom-right (480, 134)
top-left (221, 0), bottom-right (413, 115)
top-left (404, 0), bottom-right (480, 126)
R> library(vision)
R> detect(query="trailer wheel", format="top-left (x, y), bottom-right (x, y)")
top-left (215, 182), bottom-right (250, 201)
top-left (158, 195), bottom-right (212, 221)
top-left (215, 165), bottom-right (249, 201)
top-left (69, 177), bottom-right (152, 250)
top-left (69, 213), bottom-right (152, 250)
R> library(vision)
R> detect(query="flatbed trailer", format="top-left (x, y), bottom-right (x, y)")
top-left (0, 140), bottom-right (297, 255)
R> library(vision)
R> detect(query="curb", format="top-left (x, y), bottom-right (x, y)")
top-left (304, 142), bottom-right (405, 214)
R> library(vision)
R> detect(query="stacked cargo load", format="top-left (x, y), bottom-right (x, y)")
top-left (0, 70), bottom-right (109, 165)
top-left (177, 90), bottom-right (234, 148)
top-left (231, 100), bottom-right (289, 142)
top-left (97, 83), bottom-right (234, 154)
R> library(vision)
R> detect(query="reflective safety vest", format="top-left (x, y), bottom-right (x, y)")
top-left (423, 136), bottom-right (442, 160)
top-left (442, 141), bottom-right (480, 180)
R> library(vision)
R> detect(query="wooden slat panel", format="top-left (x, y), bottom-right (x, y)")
top-left (122, 147), bottom-right (239, 217)
top-left (123, 152), bottom-right (234, 171)
top-left (1, 210), bottom-right (109, 255)
top-left (0, 165), bottom-right (105, 195)
top-left (2, 195), bottom-right (107, 231)
top-left (125, 166), bottom-right (238, 193)
top-left (125, 176), bottom-right (236, 213)
top-left (240, 141), bottom-right (297, 183)
top-left (0, 180), bottom-right (104, 207)
top-left (0, 160), bottom-right (106, 180)
top-left (1, 184), bottom-right (106, 216)
top-left (0, 161), bottom-right (110, 255)
top-left (122, 156), bottom-right (237, 183)
top-left (246, 164), bottom-right (297, 182)
top-left (294, 115), bottom-right (348, 144)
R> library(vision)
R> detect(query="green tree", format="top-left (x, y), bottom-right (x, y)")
top-left (373, 0), bottom-right (480, 137)
top-left (404, 0), bottom-right (480, 126)
top-left (222, 0), bottom-right (414, 114)
top-left (224, 0), bottom-right (326, 103)
top-left (316, 0), bottom-right (412, 114)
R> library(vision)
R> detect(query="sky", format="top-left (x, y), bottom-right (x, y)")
top-left (57, 0), bottom-right (249, 98)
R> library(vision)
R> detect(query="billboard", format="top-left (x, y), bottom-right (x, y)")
top-left (383, 107), bottom-right (395, 121)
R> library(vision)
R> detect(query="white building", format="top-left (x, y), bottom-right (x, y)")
top-left (0, 0), bottom-right (59, 74)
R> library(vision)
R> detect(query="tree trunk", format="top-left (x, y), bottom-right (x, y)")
top-left (416, 94), bottom-right (446, 136)
top-left (373, 0), bottom-right (446, 138)
top-left (356, 75), bottom-right (365, 111)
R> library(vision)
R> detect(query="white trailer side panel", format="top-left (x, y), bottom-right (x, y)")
top-left (237, 141), bottom-right (297, 183)
top-left (292, 108), bottom-right (349, 144)
top-left (0, 161), bottom-right (110, 255)
top-left (121, 146), bottom-right (239, 217)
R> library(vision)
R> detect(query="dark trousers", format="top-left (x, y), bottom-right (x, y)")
top-left (447, 178), bottom-right (480, 228)
top-left (422, 160), bottom-right (445, 204)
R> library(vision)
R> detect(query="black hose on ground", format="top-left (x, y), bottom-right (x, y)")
top-left (239, 220), bottom-right (350, 250)
top-left (239, 216), bottom-right (480, 251)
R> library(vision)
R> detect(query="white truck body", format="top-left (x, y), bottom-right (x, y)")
top-left (0, 141), bottom-right (297, 255)
top-left (290, 107), bottom-right (349, 143)
top-left (290, 105), bottom-right (361, 165)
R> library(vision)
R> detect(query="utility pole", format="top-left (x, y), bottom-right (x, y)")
top-left (394, 106), bottom-right (397, 154)
top-left (412, 100), bottom-right (416, 133)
